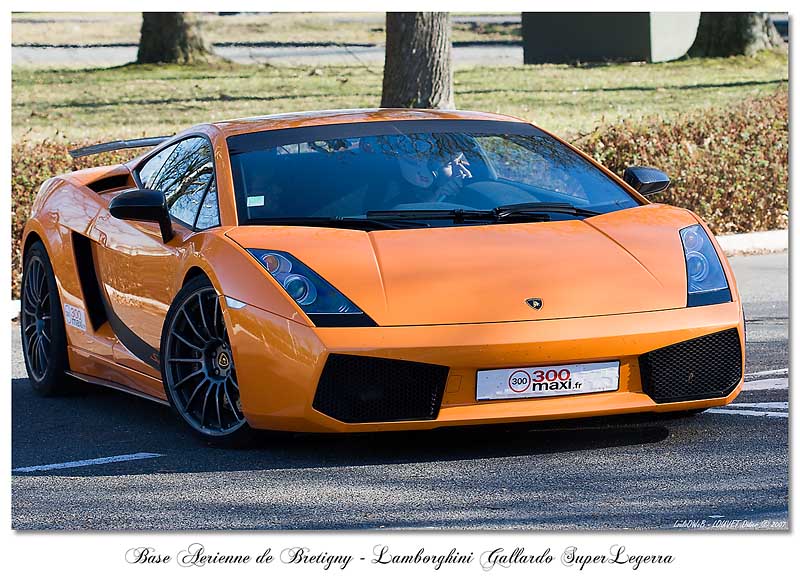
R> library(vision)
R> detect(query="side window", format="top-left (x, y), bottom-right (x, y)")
top-left (195, 181), bottom-right (220, 229)
top-left (138, 143), bottom-right (178, 189)
top-left (147, 137), bottom-right (215, 228)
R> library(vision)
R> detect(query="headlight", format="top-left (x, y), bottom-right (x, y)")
top-left (248, 249), bottom-right (376, 326)
top-left (680, 224), bottom-right (731, 307)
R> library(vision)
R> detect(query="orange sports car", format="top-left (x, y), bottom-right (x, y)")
top-left (20, 109), bottom-right (744, 445)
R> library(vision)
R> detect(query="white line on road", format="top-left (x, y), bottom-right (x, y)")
top-left (705, 408), bottom-right (788, 419)
top-left (12, 452), bottom-right (163, 473)
top-left (705, 378), bottom-right (789, 418)
top-left (729, 401), bottom-right (788, 410)
top-left (745, 368), bottom-right (788, 379)
top-left (742, 378), bottom-right (789, 391)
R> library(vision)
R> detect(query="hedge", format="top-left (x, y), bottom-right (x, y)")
top-left (573, 88), bottom-right (788, 234)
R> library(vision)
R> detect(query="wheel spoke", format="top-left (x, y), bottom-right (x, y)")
top-left (26, 333), bottom-right (39, 367)
top-left (168, 357), bottom-right (203, 364)
top-left (180, 307), bottom-right (208, 343)
top-left (171, 329), bottom-right (203, 352)
top-left (200, 382), bottom-right (214, 427)
top-left (184, 377), bottom-right (207, 410)
top-left (222, 380), bottom-right (242, 422)
top-left (37, 339), bottom-right (48, 372)
top-left (24, 277), bottom-right (38, 306)
top-left (32, 335), bottom-right (43, 374)
top-left (173, 368), bottom-right (204, 390)
top-left (197, 293), bottom-right (214, 340)
top-left (26, 262), bottom-right (38, 301)
top-left (214, 383), bottom-right (223, 428)
top-left (36, 265), bottom-right (46, 300)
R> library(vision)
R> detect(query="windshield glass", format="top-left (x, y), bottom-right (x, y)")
top-left (228, 120), bottom-right (638, 226)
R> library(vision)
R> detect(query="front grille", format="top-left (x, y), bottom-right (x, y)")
top-left (639, 328), bottom-right (743, 403)
top-left (313, 354), bottom-right (449, 423)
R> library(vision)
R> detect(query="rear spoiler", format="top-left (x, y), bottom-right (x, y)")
top-left (68, 136), bottom-right (172, 159)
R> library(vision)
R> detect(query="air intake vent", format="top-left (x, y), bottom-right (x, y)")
top-left (86, 173), bottom-right (131, 193)
top-left (313, 354), bottom-right (449, 423)
top-left (639, 328), bottom-right (743, 404)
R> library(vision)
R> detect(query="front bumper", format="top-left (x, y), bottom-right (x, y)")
top-left (225, 300), bottom-right (744, 432)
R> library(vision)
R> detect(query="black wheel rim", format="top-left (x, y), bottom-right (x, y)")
top-left (164, 288), bottom-right (245, 436)
top-left (21, 255), bottom-right (53, 383)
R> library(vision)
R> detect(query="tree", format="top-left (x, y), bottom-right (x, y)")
top-left (689, 13), bottom-right (783, 57)
top-left (381, 12), bottom-right (454, 109)
top-left (137, 12), bottom-right (209, 64)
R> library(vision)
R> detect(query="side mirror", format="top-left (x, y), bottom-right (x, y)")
top-left (109, 188), bottom-right (174, 243)
top-left (623, 166), bottom-right (670, 196)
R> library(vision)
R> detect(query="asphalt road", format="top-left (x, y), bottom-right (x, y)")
top-left (12, 43), bottom-right (525, 69)
top-left (11, 14), bottom-right (788, 69)
top-left (11, 252), bottom-right (788, 530)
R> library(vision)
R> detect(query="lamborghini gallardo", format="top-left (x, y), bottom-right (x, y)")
top-left (20, 109), bottom-right (745, 444)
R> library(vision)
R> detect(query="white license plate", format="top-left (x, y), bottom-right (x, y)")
top-left (476, 361), bottom-right (620, 401)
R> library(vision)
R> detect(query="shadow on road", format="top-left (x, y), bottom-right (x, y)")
top-left (12, 376), bottom-right (672, 478)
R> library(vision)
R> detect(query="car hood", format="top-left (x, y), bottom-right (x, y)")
top-left (226, 204), bottom-right (698, 326)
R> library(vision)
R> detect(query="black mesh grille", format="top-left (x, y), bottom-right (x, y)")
top-left (313, 354), bottom-right (449, 423)
top-left (639, 328), bottom-right (743, 404)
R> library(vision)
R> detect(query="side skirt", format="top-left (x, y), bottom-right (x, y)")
top-left (66, 371), bottom-right (170, 406)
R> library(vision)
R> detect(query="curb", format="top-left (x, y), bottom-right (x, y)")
top-left (8, 230), bottom-right (787, 321)
top-left (716, 229), bottom-right (788, 257)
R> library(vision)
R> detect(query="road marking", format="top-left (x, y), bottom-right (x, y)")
top-left (705, 408), bottom-right (788, 419)
top-left (729, 401), bottom-right (788, 410)
top-left (745, 368), bottom-right (788, 379)
top-left (742, 378), bottom-right (788, 392)
top-left (12, 452), bottom-right (163, 473)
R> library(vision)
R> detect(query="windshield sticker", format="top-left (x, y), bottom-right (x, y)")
top-left (247, 195), bottom-right (265, 207)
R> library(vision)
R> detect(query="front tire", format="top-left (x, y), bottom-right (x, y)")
top-left (161, 276), bottom-right (253, 446)
top-left (20, 241), bottom-right (74, 396)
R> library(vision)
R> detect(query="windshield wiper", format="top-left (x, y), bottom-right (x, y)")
top-left (367, 203), bottom-right (600, 224)
top-left (493, 202), bottom-right (601, 218)
top-left (246, 216), bottom-right (430, 230)
top-left (367, 209), bottom-right (493, 223)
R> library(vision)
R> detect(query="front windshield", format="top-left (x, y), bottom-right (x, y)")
top-left (228, 120), bottom-right (638, 227)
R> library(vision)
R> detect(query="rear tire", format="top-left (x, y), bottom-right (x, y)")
top-left (161, 276), bottom-right (254, 447)
top-left (20, 241), bottom-right (74, 396)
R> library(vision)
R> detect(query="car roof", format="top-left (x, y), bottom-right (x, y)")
top-left (210, 108), bottom-right (530, 137)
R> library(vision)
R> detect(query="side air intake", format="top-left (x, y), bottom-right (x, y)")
top-left (313, 354), bottom-right (449, 423)
top-left (639, 328), bottom-right (743, 404)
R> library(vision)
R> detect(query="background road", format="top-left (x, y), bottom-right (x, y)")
top-left (11, 14), bottom-right (789, 69)
top-left (12, 43), bottom-right (525, 69)
top-left (11, 253), bottom-right (788, 530)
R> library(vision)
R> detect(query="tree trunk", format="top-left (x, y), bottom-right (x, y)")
top-left (689, 12), bottom-right (783, 57)
top-left (381, 12), bottom-right (454, 109)
top-left (137, 12), bottom-right (209, 64)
